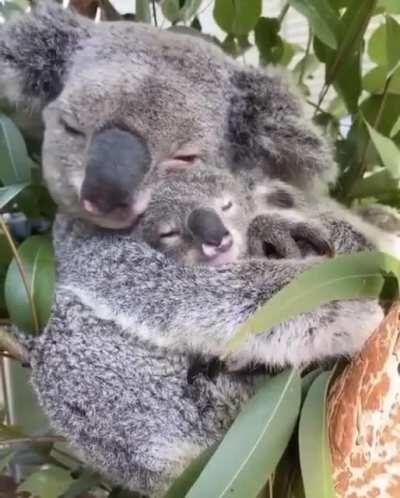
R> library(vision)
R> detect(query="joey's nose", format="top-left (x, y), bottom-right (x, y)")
top-left (80, 126), bottom-right (151, 216)
top-left (188, 208), bottom-right (231, 247)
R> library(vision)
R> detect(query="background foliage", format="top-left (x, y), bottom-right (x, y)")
top-left (0, 0), bottom-right (399, 497)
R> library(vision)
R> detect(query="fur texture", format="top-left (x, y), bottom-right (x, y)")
top-left (0, 2), bottom-right (337, 229)
top-left (0, 4), bottom-right (389, 496)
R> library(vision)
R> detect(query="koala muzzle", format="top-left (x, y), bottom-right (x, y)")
top-left (188, 208), bottom-right (233, 258)
top-left (80, 127), bottom-right (151, 224)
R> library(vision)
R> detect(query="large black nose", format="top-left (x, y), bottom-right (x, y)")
top-left (80, 127), bottom-right (151, 215)
top-left (187, 208), bottom-right (230, 246)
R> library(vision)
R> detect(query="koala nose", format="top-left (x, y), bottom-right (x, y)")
top-left (80, 127), bottom-right (151, 217)
top-left (188, 208), bottom-right (231, 248)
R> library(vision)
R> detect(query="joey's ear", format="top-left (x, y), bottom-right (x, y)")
top-left (0, 2), bottom-right (92, 109)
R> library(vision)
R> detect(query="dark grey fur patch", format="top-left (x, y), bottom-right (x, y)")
top-left (266, 189), bottom-right (295, 208)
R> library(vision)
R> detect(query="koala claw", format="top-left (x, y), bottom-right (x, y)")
top-left (248, 215), bottom-right (334, 259)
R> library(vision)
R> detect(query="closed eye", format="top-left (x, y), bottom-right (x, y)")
top-left (159, 229), bottom-right (181, 239)
top-left (60, 117), bottom-right (85, 137)
top-left (222, 201), bottom-right (233, 211)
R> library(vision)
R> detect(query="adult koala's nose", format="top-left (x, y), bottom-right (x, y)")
top-left (188, 208), bottom-right (233, 258)
top-left (80, 127), bottom-right (151, 228)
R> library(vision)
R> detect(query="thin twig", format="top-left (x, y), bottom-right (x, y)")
top-left (151, 0), bottom-right (157, 26)
top-left (0, 435), bottom-right (66, 446)
top-left (298, 27), bottom-right (312, 87)
top-left (0, 358), bottom-right (10, 425)
top-left (313, 84), bottom-right (330, 116)
top-left (0, 216), bottom-right (39, 333)
top-left (0, 328), bottom-right (29, 364)
top-left (278, 2), bottom-right (289, 25)
top-left (356, 74), bottom-right (392, 180)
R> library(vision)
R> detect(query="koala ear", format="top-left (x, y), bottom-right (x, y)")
top-left (0, 2), bottom-right (91, 109)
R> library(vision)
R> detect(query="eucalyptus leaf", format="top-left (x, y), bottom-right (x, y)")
top-left (0, 449), bottom-right (14, 471)
top-left (327, 0), bottom-right (376, 85)
top-left (61, 469), bottom-right (100, 498)
top-left (385, 16), bottom-right (400, 71)
top-left (164, 446), bottom-right (215, 498)
top-left (135, 0), bottom-right (151, 22)
top-left (365, 120), bottom-right (400, 178)
top-left (18, 464), bottom-right (75, 498)
top-left (187, 370), bottom-right (301, 498)
top-left (288, 0), bottom-right (339, 49)
top-left (363, 65), bottom-right (400, 95)
top-left (226, 251), bottom-right (398, 353)
top-left (0, 183), bottom-right (29, 210)
top-left (379, 0), bottom-right (400, 13)
top-left (255, 17), bottom-right (284, 65)
top-left (0, 233), bottom-right (13, 265)
top-left (349, 168), bottom-right (400, 198)
top-left (298, 371), bottom-right (335, 498)
top-left (332, 51), bottom-right (361, 113)
top-left (5, 235), bottom-right (55, 334)
top-left (161, 0), bottom-right (202, 23)
top-left (0, 114), bottom-right (31, 185)
top-left (391, 116), bottom-right (400, 138)
top-left (213, 0), bottom-right (261, 36)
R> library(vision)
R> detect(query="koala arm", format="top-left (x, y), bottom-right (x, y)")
top-left (53, 215), bottom-right (382, 368)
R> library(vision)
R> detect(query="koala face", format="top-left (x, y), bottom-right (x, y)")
top-left (139, 169), bottom-right (253, 265)
top-left (0, 4), bottom-right (337, 229)
top-left (40, 23), bottom-right (232, 229)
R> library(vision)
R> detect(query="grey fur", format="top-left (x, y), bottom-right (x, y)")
top-left (0, 2), bottom-right (337, 229)
top-left (0, 4), bottom-right (393, 496)
top-left (20, 212), bottom-right (383, 497)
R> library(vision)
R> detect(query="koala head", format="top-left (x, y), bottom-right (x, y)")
top-left (138, 167), bottom-right (254, 265)
top-left (0, 3), bottom-right (337, 229)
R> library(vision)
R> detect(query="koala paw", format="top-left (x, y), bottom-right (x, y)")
top-left (247, 214), bottom-right (334, 259)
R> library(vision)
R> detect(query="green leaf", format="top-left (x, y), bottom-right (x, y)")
top-left (369, 24), bottom-right (387, 66)
top-left (254, 17), bottom-right (284, 65)
top-left (109, 488), bottom-right (143, 498)
top-left (391, 116), bottom-right (400, 138)
top-left (161, 0), bottom-right (202, 23)
top-left (61, 469), bottom-right (100, 498)
top-left (0, 449), bottom-right (14, 472)
top-left (0, 183), bottom-right (29, 210)
top-left (386, 16), bottom-right (400, 71)
top-left (298, 371), bottom-right (335, 498)
top-left (349, 168), bottom-right (400, 198)
top-left (0, 233), bottom-right (13, 266)
top-left (5, 235), bottom-right (55, 334)
top-left (288, 0), bottom-right (339, 49)
top-left (322, 0), bottom-right (376, 112)
top-left (332, 51), bottom-right (362, 113)
top-left (135, 0), bottom-right (151, 22)
top-left (0, 114), bottom-right (31, 185)
top-left (378, 0), bottom-right (400, 13)
top-left (363, 65), bottom-right (400, 95)
top-left (18, 465), bottom-right (75, 498)
top-left (186, 370), bottom-right (301, 498)
top-left (365, 120), bottom-right (400, 178)
top-left (293, 54), bottom-right (320, 80)
top-left (213, 0), bottom-right (261, 36)
top-left (362, 94), bottom-right (400, 138)
top-left (164, 447), bottom-right (215, 498)
top-left (226, 251), bottom-right (398, 353)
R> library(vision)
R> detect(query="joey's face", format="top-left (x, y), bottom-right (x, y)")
top-left (40, 25), bottom-right (231, 229)
top-left (139, 170), bottom-right (253, 265)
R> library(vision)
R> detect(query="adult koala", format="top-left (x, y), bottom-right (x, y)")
top-left (0, 3), bottom-right (387, 497)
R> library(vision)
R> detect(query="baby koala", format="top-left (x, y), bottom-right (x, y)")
top-left (138, 167), bottom-right (334, 265)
